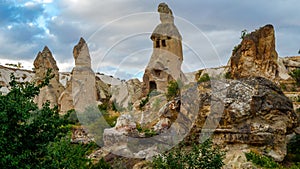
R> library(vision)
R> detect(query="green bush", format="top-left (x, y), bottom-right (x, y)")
top-left (139, 95), bottom-right (149, 110)
top-left (152, 139), bottom-right (225, 169)
top-left (287, 134), bottom-right (300, 162)
top-left (245, 151), bottom-right (279, 169)
top-left (290, 68), bottom-right (300, 86)
top-left (224, 72), bottom-right (232, 79)
top-left (0, 70), bottom-right (71, 168)
top-left (165, 80), bottom-right (180, 101)
top-left (198, 73), bottom-right (210, 83)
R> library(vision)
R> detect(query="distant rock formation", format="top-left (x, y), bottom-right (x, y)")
top-left (143, 3), bottom-right (186, 95)
top-left (33, 46), bottom-right (64, 108)
top-left (229, 24), bottom-right (279, 81)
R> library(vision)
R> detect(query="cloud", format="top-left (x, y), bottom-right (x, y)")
top-left (0, 0), bottom-right (299, 80)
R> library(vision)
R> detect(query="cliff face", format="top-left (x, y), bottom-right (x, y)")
top-left (229, 24), bottom-right (279, 81)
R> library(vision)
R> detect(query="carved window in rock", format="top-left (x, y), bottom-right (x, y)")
top-left (156, 40), bottom-right (160, 48)
top-left (162, 39), bottom-right (166, 47)
top-left (154, 69), bottom-right (161, 77)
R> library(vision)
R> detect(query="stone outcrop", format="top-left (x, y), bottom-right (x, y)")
top-left (143, 3), bottom-right (186, 95)
top-left (185, 77), bottom-right (298, 163)
top-left (229, 24), bottom-right (279, 81)
top-left (33, 46), bottom-right (64, 108)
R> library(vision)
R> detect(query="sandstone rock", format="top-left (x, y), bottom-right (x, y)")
top-left (110, 78), bottom-right (143, 110)
top-left (143, 3), bottom-right (187, 95)
top-left (229, 24), bottom-right (279, 81)
top-left (33, 46), bottom-right (64, 108)
top-left (71, 38), bottom-right (98, 114)
top-left (186, 77), bottom-right (298, 162)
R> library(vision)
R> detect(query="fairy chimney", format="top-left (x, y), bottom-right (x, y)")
top-left (143, 3), bottom-right (186, 95)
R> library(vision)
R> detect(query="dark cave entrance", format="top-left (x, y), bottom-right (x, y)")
top-left (149, 81), bottom-right (157, 92)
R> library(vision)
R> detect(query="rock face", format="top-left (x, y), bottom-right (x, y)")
top-left (143, 3), bottom-right (186, 95)
top-left (72, 38), bottom-right (97, 113)
top-left (186, 77), bottom-right (298, 163)
top-left (33, 46), bottom-right (64, 108)
top-left (229, 24), bottom-right (279, 81)
top-left (58, 38), bottom-right (98, 114)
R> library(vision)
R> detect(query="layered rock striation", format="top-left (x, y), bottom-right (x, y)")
top-left (229, 24), bottom-right (279, 81)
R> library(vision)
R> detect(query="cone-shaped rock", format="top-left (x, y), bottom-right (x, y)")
top-left (143, 3), bottom-right (186, 95)
top-left (33, 46), bottom-right (64, 108)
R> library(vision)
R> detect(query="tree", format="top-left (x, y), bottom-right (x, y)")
top-left (166, 80), bottom-right (181, 101)
top-left (0, 70), bottom-right (70, 168)
top-left (298, 49), bottom-right (300, 54)
top-left (240, 29), bottom-right (248, 39)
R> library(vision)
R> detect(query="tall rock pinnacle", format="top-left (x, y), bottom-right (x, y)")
top-left (33, 46), bottom-right (64, 108)
top-left (143, 3), bottom-right (186, 95)
top-left (73, 37), bottom-right (91, 67)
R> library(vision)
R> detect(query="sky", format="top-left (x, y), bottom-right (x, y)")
top-left (0, 0), bottom-right (299, 80)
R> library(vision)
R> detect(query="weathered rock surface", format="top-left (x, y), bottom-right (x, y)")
top-left (110, 78), bottom-right (143, 110)
top-left (33, 46), bottom-right (64, 108)
top-left (143, 3), bottom-right (187, 95)
top-left (71, 37), bottom-right (97, 113)
top-left (229, 24), bottom-right (279, 81)
top-left (186, 77), bottom-right (298, 163)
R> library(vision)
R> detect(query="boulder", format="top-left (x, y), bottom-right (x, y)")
top-left (187, 77), bottom-right (298, 162)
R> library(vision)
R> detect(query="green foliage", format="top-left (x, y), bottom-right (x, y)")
top-left (240, 29), bottom-right (248, 39)
top-left (139, 95), bottom-right (149, 110)
top-left (152, 139), bottom-right (225, 169)
top-left (198, 73), bottom-right (210, 83)
top-left (289, 68), bottom-right (300, 86)
top-left (91, 158), bottom-right (112, 169)
top-left (287, 134), bottom-right (300, 162)
top-left (165, 80), bottom-right (180, 101)
top-left (136, 123), bottom-right (157, 137)
top-left (0, 69), bottom-right (71, 168)
top-left (41, 134), bottom-right (96, 169)
top-left (245, 151), bottom-right (279, 169)
top-left (224, 72), bottom-right (232, 79)
top-left (298, 49), bottom-right (300, 54)
top-left (280, 83), bottom-right (287, 91)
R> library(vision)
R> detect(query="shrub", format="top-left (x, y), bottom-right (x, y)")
top-left (0, 70), bottom-right (71, 168)
top-left (290, 68), bottom-right (300, 86)
top-left (245, 151), bottom-right (279, 169)
top-left (198, 73), bottom-right (210, 83)
top-left (224, 72), bottom-right (232, 79)
top-left (139, 95), bottom-right (149, 110)
top-left (166, 80), bottom-right (180, 101)
top-left (287, 134), bottom-right (300, 162)
top-left (152, 139), bottom-right (225, 169)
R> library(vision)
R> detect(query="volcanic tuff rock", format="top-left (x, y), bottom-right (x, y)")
top-left (67, 38), bottom-right (97, 113)
top-left (143, 3), bottom-right (187, 95)
top-left (229, 24), bottom-right (279, 81)
top-left (33, 46), bottom-right (64, 108)
top-left (184, 77), bottom-right (298, 164)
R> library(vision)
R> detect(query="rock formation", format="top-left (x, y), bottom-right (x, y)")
top-left (33, 46), bottom-right (64, 108)
top-left (65, 38), bottom-right (97, 113)
top-left (184, 77), bottom-right (298, 165)
top-left (229, 24), bottom-right (279, 81)
top-left (143, 3), bottom-right (186, 95)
